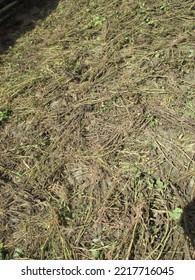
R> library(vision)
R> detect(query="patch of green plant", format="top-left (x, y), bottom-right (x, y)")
top-left (145, 176), bottom-right (167, 191)
top-left (146, 113), bottom-right (158, 127)
top-left (188, 49), bottom-right (195, 58)
top-left (13, 248), bottom-right (24, 259)
top-left (59, 200), bottom-right (75, 222)
top-left (154, 50), bottom-right (163, 59)
top-left (124, 164), bottom-right (167, 191)
top-left (90, 237), bottom-right (116, 260)
top-left (13, 50), bottom-right (23, 59)
top-left (90, 16), bottom-right (105, 27)
top-left (99, 101), bottom-right (112, 112)
top-left (0, 109), bottom-right (11, 124)
top-left (160, 2), bottom-right (168, 10)
top-left (145, 17), bottom-right (155, 27)
top-left (168, 207), bottom-right (183, 220)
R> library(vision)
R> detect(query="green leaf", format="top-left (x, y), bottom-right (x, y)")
top-left (13, 248), bottom-right (23, 259)
top-left (0, 109), bottom-right (10, 123)
top-left (91, 249), bottom-right (100, 260)
top-left (90, 16), bottom-right (105, 27)
top-left (156, 178), bottom-right (165, 189)
top-left (169, 208), bottom-right (183, 220)
top-left (188, 50), bottom-right (195, 58)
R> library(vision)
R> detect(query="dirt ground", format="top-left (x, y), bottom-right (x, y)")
top-left (0, 0), bottom-right (195, 260)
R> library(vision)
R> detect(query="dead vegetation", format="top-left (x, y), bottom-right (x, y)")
top-left (0, 0), bottom-right (195, 259)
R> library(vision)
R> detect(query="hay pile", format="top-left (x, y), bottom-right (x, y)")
top-left (0, 0), bottom-right (194, 259)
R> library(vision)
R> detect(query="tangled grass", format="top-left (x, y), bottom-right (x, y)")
top-left (0, 0), bottom-right (195, 259)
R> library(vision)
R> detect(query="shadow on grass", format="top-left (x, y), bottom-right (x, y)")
top-left (181, 197), bottom-right (195, 248)
top-left (0, 0), bottom-right (59, 55)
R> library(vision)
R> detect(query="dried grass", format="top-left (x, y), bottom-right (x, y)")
top-left (0, 0), bottom-right (195, 259)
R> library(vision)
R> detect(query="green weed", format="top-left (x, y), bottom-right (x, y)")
top-left (90, 16), bottom-right (105, 27)
top-left (0, 109), bottom-right (11, 124)
top-left (13, 248), bottom-right (24, 259)
top-left (168, 208), bottom-right (183, 220)
top-left (146, 113), bottom-right (158, 127)
top-left (99, 101), bottom-right (112, 112)
top-left (188, 49), bottom-right (195, 58)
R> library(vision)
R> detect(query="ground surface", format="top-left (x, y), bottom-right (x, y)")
top-left (0, 0), bottom-right (195, 260)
